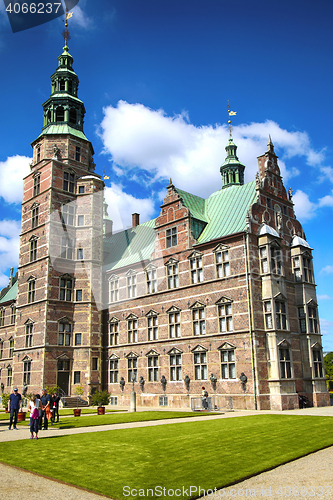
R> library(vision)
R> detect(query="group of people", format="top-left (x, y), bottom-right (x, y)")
top-left (7, 388), bottom-right (60, 440)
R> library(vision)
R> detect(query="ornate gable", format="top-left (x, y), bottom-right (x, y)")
top-left (216, 296), bottom-right (233, 305)
top-left (191, 344), bottom-right (208, 353)
top-left (166, 305), bottom-right (181, 313)
top-left (218, 342), bottom-right (236, 350)
top-left (167, 347), bottom-right (183, 355)
top-left (145, 349), bottom-right (160, 357)
top-left (190, 301), bottom-right (205, 309)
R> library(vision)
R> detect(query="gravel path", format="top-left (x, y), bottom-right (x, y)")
top-left (0, 407), bottom-right (332, 500)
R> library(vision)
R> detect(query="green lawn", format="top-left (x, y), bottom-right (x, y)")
top-left (1, 415), bottom-right (333, 499)
top-left (0, 407), bottom-right (123, 420)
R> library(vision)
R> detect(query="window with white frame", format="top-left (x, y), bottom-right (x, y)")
top-left (28, 279), bottom-right (36, 303)
top-left (168, 309), bottom-right (181, 338)
top-left (61, 237), bottom-right (74, 259)
top-left (192, 305), bottom-right (205, 335)
top-left (25, 322), bottom-right (33, 348)
top-left (313, 349), bottom-right (323, 378)
top-left (61, 204), bottom-right (74, 226)
top-left (9, 339), bottom-right (14, 358)
top-left (23, 360), bottom-right (31, 385)
top-left (60, 277), bottom-right (73, 301)
top-left (77, 215), bottom-right (84, 226)
top-left (146, 267), bottom-right (157, 294)
top-left (217, 300), bottom-right (233, 333)
top-left (215, 248), bottom-right (230, 278)
top-left (147, 313), bottom-right (158, 341)
top-left (127, 356), bottom-right (137, 382)
top-left (10, 305), bottom-right (16, 325)
top-left (128, 316), bottom-right (138, 343)
top-left (170, 353), bottom-right (182, 381)
top-left (7, 366), bottom-right (12, 386)
top-left (109, 319), bottom-right (119, 345)
top-left (127, 273), bottom-right (136, 298)
top-left (148, 354), bottom-right (159, 381)
top-left (109, 277), bottom-right (119, 303)
top-left (190, 254), bottom-right (203, 284)
top-left (275, 301), bottom-right (287, 330)
top-left (77, 247), bottom-right (84, 260)
top-left (260, 247), bottom-right (268, 274)
top-left (293, 256), bottom-right (301, 282)
top-left (194, 351), bottom-right (207, 380)
top-left (264, 301), bottom-right (273, 329)
top-left (279, 346), bottom-right (292, 379)
top-left (58, 322), bottom-right (72, 346)
top-left (221, 348), bottom-right (236, 379)
top-left (0, 309), bottom-right (4, 327)
top-left (109, 357), bottom-right (119, 383)
top-left (166, 260), bottom-right (179, 289)
top-left (75, 333), bottom-right (82, 345)
top-left (166, 227), bottom-right (177, 247)
top-left (308, 306), bottom-right (318, 333)
top-left (63, 171), bottom-right (75, 193)
top-left (30, 238), bottom-right (37, 262)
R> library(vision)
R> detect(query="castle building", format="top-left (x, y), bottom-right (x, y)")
top-left (0, 42), bottom-right (329, 411)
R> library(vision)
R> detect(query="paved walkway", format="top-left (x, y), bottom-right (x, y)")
top-left (0, 407), bottom-right (332, 499)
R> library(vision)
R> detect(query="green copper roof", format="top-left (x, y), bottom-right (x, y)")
top-left (37, 124), bottom-right (89, 141)
top-left (103, 219), bottom-right (156, 272)
top-left (175, 188), bottom-right (209, 223)
top-left (0, 280), bottom-right (18, 304)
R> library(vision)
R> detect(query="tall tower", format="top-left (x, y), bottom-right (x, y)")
top-left (13, 34), bottom-right (104, 398)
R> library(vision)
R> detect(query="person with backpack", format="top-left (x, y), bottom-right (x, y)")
top-left (201, 386), bottom-right (209, 410)
top-left (28, 394), bottom-right (41, 440)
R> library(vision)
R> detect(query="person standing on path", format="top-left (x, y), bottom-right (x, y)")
top-left (8, 388), bottom-right (22, 430)
top-left (201, 386), bottom-right (209, 410)
top-left (28, 394), bottom-right (41, 440)
top-left (40, 388), bottom-right (51, 430)
top-left (53, 392), bottom-right (60, 423)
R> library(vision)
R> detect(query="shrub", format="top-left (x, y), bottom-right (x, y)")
top-left (91, 390), bottom-right (110, 407)
top-left (1, 392), bottom-right (10, 409)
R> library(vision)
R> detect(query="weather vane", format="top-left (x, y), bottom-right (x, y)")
top-left (62, 6), bottom-right (73, 46)
top-left (103, 168), bottom-right (110, 180)
top-left (227, 101), bottom-right (237, 137)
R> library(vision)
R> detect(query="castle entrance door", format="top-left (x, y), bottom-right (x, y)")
top-left (57, 358), bottom-right (70, 395)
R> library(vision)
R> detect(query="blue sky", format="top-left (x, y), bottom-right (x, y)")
top-left (0, 0), bottom-right (333, 349)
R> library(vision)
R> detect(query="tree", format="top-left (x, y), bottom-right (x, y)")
top-left (324, 352), bottom-right (333, 391)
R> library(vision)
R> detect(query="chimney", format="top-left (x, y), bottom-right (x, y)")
top-left (132, 213), bottom-right (140, 227)
top-left (9, 267), bottom-right (13, 287)
top-left (104, 219), bottom-right (113, 236)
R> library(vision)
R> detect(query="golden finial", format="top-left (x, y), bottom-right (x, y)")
top-left (227, 101), bottom-right (237, 137)
top-left (62, 6), bottom-right (73, 46)
top-left (103, 168), bottom-right (110, 180)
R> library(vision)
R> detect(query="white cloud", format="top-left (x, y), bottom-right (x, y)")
top-left (292, 190), bottom-right (317, 222)
top-left (99, 101), bottom-right (327, 199)
top-left (318, 295), bottom-right (332, 300)
top-left (320, 318), bottom-right (333, 337)
top-left (0, 220), bottom-right (20, 285)
top-left (104, 183), bottom-right (155, 231)
top-left (0, 155), bottom-right (31, 204)
top-left (319, 191), bottom-right (333, 207)
top-left (71, 2), bottom-right (93, 29)
top-left (320, 265), bottom-right (333, 275)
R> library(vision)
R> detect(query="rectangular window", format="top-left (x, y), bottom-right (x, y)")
top-left (218, 303), bottom-right (233, 332)
top-left (36, 146), bottom-right (41, 164)
top-left (31, 206), bottom-right (39, 229)
top-left (308, 307), bottom-right (318, 333)
top-left (128, 318), bottom-right (138, 343)
top-left (60, 278), bottom-right (73, 301)
top-left (194, 352), bottom-right (207, 380)
top-left (63, 172), bottom-right (75, 193)
top-left (109, 279), bottom-right (119, 303)
top-left (148, 356), bottom-right (159, 382)
top-left (221, 350), bottom-right (236, 379)
top-left (58, 323), bottom-right (71, 346)
top-left (7, 367), bottom-right (12, 386)
top-left (264, 301), bottom-right (273, 329)
top-left (77, 215), bottom-right (84, 226)
top-left (127, 275), bottom-right (136, 298)
top-left (190, 256), bottom-right (203, 284)
top-left (170, 354), bottom-right (182, 381)
top-left (9, 339), bottom-right (14, 358)
top-left (166, 227), bottom-right (177, 248)
top-left (75, 147), bottom-right (81, 162)
top-left (25, 323), bottom-right (33, 348)
top-left (167, 262), bottom-right (179, 289)
top-left (271, 247), bottom-right (283, 275)
top-left (79, 186), bottom-right (85, 194)
top-left (303, 257), bottom-right (313, 283)
top-left (76, 289), bottom-right (82, 301)
top-left (77, 248), bottom-right (84, 260)
top-left (33, 174), bottom-right (40, 196)
top-left (193, 307), bottom-right (205, 335)
top-left (0, 309), bottom-right (4, 327)
top-left (23, 361), bottom-right (31, 386)
top-left (74, 371), bottom-right (81, 384)
top-left (109, 321), bottom-right (119, 345)
top-left (0, 342), bottom-right (3, 359)
top-left (216, 250), bottom-right (230, 278)
top-left (128, 357), bottom-right (137, 382)
top-left (148, 315), bottom-right (158, 341)
top-left (10, 306), bottom-right (16, 325)
top-left (260, 247), bottom-right (268, 274)
top-left (279, 348), bottom-right (291, 379)
top-left (62, 205), bottom-right (74, 226)
top-left (28, 280), bottom-right (36, 303)
top-left (169, 311), bottom-right (180, 338)
top-left (110, 359), bottom-right (119, 383)
top-left (61, 237), bottom-right (74, 260)
top-left (110, 396), bottom-right (118, 405)
top-left (146, 268), bottom-right (157, 294)
top-left (92, 357), bottom-right (98, 371)
top-left (30, 239), bottom-right (37, 262)
top-left (313, 350), bottom-right (323, 378)
top-left (293, 257), bottom-right (301, 282)
top-left (276, 301), bottom-right (287, 330)
top-left (75, 333), bottom-right (82, 345)
top-left (298, 307), bottom-right (306, 333)
top-left (159, 395), bottom-right (168, 406)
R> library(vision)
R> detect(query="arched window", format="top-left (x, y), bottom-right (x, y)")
top-left (56, 107), bottom-right (64, 122)
top-left (59, 79), bottom-right (65, 91)
top-left (68, 80), bottom-right (73, 94)
top-left (69, 108), bottom-right (76, 125)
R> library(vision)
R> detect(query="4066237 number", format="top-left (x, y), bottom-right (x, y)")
top-left (5, 3), bottom-right (62, 14)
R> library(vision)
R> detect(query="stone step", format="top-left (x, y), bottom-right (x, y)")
top-left (61, 396), bottom-right (89, 408)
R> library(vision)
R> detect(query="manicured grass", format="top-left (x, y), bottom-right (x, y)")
top-left (1, 415), bottom-right (333, 499)
top-left (16, 410), bottom-right (214, 429)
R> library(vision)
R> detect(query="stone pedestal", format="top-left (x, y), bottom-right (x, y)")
top-left (130, 391), bottom-right (136, 412)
